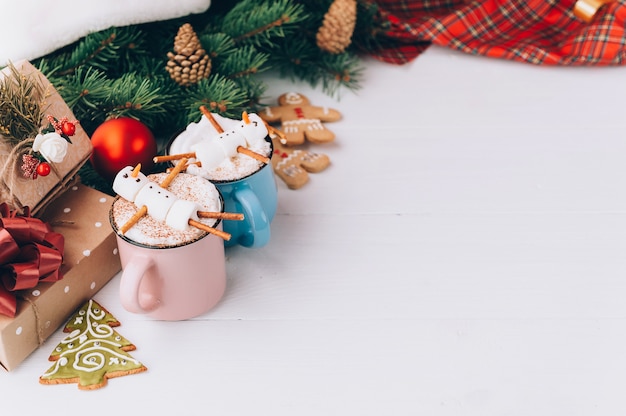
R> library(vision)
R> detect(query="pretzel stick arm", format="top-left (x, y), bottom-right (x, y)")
top-left (160, 158), bottom-right (188, 188)
top-left (165, 160), bottom-right (202, 173)
top-left (237, 146), bottom-right (270, 164)
top-left (198, 211), bottom-right (245, 221)
top-left (189, 219), bottom-right (231, 241)
top-left (120, 205), bottom-right (148, 234)
top-left (199, 106), bottom-right (224, 133)
top-left (265, 123), bottom-right (286, 140)
top-left (153, 153), bottom-right (196, 163)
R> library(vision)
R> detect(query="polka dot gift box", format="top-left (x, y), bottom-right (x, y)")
top-left (0, 60), bottom-right (118, 371)
top-left (0, 183), bottom-right (120, 371)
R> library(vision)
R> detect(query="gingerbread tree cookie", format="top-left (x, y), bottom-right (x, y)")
top-left (271, 136), bottom-right (331, 189)
top-left (260, 92), bottom-right (341, 146)
top-left (40, 299), bottom-right (147, 390)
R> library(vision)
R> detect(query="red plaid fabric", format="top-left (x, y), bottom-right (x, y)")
top-left (368, 0), bottom-right (626, 65)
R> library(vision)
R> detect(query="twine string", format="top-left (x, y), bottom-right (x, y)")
top-left (19, 296), bottom-right (45, 346)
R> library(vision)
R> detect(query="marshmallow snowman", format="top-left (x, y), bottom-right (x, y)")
top-left (113, 166), bottom-right (200, 231)
top-left (188, 112), bottom-right (269, 171)
top-left (191, 129), bottom-right (246, 170)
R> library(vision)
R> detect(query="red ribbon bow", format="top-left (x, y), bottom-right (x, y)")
top-left (0, 203), bottom-right (64, 318)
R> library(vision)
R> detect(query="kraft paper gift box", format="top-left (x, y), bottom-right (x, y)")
top-left (0, 61), bottom-right (121, 371)
top-left (0, 60), bottom-right (92, 215)
top-left (0, 184), bottom-right (121, 371)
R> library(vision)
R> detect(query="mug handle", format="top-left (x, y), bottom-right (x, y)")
top-left (233, 184), bottom-right (270, 248)
top-left (119, 254), bottom-right (160, 313)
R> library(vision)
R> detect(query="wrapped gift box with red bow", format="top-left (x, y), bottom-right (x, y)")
top-left (0, 61), bottom-right (120, 371)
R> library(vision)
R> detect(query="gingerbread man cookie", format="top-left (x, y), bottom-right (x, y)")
top-left (271, 136), bottom-right (331, 189)
top-left (260, 92), bottom-right (342, 146)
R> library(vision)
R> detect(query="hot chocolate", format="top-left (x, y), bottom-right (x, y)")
top-left (110, 171), bottom-right (222, 248)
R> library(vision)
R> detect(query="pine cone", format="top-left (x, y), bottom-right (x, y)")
top-left (316, 0), bottom-right (357, 54)
top-left (166, 23), bottom-right (211, 86)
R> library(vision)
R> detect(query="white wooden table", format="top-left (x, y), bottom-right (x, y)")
top-left (3, 47), bottom-right (626, 415)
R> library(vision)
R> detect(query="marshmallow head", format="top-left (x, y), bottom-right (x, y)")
top-left (113, 166), bottom-right (149, 202)
top-left (237, 113), bottom-right (268, 143)
top-left (191, 139), bottom-right (226, 171)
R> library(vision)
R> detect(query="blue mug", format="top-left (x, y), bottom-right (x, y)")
top-left (166, 133), bottom-right (277, 248)
top-left (212, 160), bottom-right (277, 248)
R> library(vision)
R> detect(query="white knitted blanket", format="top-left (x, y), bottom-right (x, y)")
top-left (0, 0), bottom-right (212, 66)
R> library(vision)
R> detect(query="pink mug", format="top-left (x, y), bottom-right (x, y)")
top-left (110, 200), bottom-right (227, 321)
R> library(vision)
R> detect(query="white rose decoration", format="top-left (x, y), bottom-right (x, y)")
top-left (32, 132), bottom-right (69, 163)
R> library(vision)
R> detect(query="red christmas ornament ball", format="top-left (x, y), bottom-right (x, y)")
top-left (90, 117), bottom-right (157, 182)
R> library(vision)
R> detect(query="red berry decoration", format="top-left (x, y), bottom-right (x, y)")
top-left (61, 120), bottom-right (76, 136)
top-left (36, 162), bottom-right (51, 177)
top-left (89, 117), bottom-right (157, 183)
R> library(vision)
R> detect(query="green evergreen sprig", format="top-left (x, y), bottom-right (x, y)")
top-left (182, 74), bottom-right (253, 123)
top-left (215, 45), bottom-right (269, 79)
top-left (45, 27), bottom-right (149, 78)
top-left (217, 0), bottom-right (308, 47)
top-left (0, 62), bottom-right (46, 145)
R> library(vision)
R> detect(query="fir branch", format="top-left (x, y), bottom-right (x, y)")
top-left (199, 33), bottom-right (237, 59)
top-left (218, 0), bottom-right (308, 47)
top-left (232, 76), bottom-right (267, 109)
top-left (265, 32), bottom-right (319, 69)
top-left (48, 67), bottom-right (174, 135)
top-left (49, 66), bottom-right (110, 110)
top-left (182, 74), bottom-right (251, 123)
top-left (0, 62), bottom-right (47, 145)
top-left (124, 55), bottom-right (170, 81)
top-left (105, 73), bottom-right (171, 120)
top-left (47, 66), bottom-right (112, 134)
top-left (41, 27), bottom-right (148, 78)
top-left (264, 32), bottom-right (362, 96)
top-left (315, 53), bottom-right (363, 96)
top-left (214, 45), bottom-right (270, 79)
top-left (351, 0), bottom-right (395, 53)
